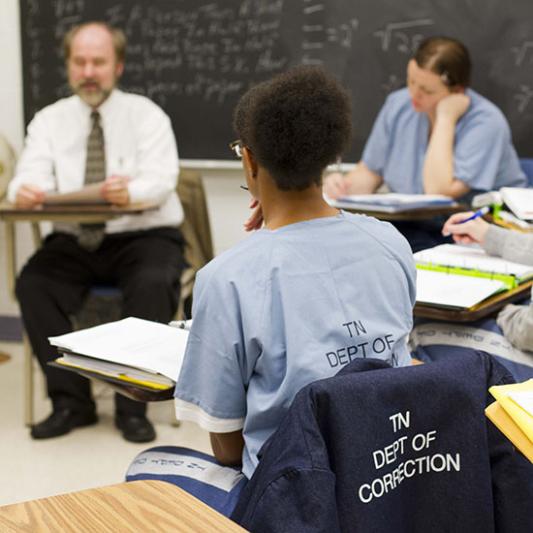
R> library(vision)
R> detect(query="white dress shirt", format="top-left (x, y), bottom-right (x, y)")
top-left (8, 89), bottom-right (183, 233)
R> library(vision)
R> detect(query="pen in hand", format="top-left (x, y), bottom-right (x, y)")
top-left (457, 206), bottom-right (490, 224)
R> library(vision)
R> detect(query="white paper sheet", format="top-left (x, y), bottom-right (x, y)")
top-left (416, 269), bottom-right (506, 309)
top-left (49, 317), bottom-right (189, 381)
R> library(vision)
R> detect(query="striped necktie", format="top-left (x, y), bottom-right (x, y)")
top-left (78, 110), bottom-right (106, 251)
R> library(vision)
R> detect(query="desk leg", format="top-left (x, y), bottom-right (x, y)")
top-left (23, 334), bottom-right (34, 426)
top-left (31, 221), bottom-right (42, 248)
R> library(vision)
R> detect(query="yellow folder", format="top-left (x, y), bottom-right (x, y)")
top-left (489, 380), bottom-right (533, 442)
top-left (485, 401), bottom-right (533, 463)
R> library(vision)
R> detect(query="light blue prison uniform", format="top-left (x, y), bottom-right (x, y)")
top-left (174, 212), bottom-right (416, 478)
top-left (362, 88), bottom-right (526, 194)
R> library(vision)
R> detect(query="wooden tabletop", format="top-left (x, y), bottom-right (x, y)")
top-left (0, 480), bottom-right (246, 532)
top-left (0, 201), bottom-right (158, 223)
top-left (340, 203), bottom-right (465, 221)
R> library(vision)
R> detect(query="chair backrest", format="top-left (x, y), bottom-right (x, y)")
top-left (0, 134), bottom-right (16, 201)
top-left (519, 158), bottom-right (533, 187)
top-left (176, 169), bottom-right (214, 273)
top-left (232, 354), bottom-right (533, 532)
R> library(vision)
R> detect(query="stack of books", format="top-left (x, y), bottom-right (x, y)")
top-left (486, 379), bottom-right (533, 462)
top-left (472, 188), bottom-right (533, 231)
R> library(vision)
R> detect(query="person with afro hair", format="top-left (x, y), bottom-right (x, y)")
top-left (173, 66), bottom-right (416, 479)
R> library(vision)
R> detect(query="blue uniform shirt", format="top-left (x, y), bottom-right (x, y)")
top-left (174, 212), bottom-right (416, 478)
top-left (362, 88), bottom-right (526, 194)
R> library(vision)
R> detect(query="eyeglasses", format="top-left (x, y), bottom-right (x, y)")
top-left (229, 139), bottom-right (244, 159)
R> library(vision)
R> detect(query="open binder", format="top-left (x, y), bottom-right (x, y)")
top-left (414, 244), bottom-right (533, 310)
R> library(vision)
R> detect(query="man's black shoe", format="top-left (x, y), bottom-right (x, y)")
top-left (115, 414), bottom-right (156, 443)
top-left (31, 408), bottom-right (98, 439)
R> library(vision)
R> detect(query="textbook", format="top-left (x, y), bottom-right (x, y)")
top-left (327, 193), bottom-right (455, 213)
top-left (49, 317), bottom-right (190, 391)
top-left (414, 244), bottom-right (533, 290)
top-left (487, 380), bottom-right (533, 462)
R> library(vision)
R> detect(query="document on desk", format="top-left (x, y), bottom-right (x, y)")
top-left (416, 269), bottom-right (506, 309)
top-left (44, 182), bottom-right (107, 205)
top-left (327, 193), bottom-right (455, 213)
top-left (500, 188), bottom-right (533, 221)
top-left (49, 317), bottom-right (189, 385)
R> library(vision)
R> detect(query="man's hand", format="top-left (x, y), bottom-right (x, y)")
top-left (15, 184), bottom-right (45, 208)
top-left (244, 198), bottom-right (264, 232)
top-left (442, 211), bottom-right (490, 245)
top-left (323, 172), bottom-right (351, 199)
top-left (436, 93), bottom-right (470, 123)
top-left (101, 175), bottom-right (130, 206)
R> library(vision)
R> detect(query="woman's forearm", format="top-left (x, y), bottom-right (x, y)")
top-left (423, 115), bottom-right (457, 195)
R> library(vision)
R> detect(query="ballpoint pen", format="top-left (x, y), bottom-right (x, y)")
top-left (458, 205), bottom-right (490, 224)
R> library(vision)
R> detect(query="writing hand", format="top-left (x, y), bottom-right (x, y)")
top-left (442, 211), bottom-right (490, 245)
top-left (323, 172), bottom-right (351, 199)
top-left (15, 184), bottom-right (45, 208)
top-left (436, 93), bottom-right (470, 123)
top-left (101, 175), bottom-right (131, 206)
top-left (244, 198), bottom-right (263, 232)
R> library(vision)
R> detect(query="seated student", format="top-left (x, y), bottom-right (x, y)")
top-left (443, 212), bottom-right (533, 352)
top-left (323, 36), bottom-right (526, 251)
top-left (173, 66), bottom-right (417, 479)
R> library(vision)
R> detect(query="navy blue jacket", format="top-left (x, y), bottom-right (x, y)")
top-left (232, 353), bottom-right (533, 532)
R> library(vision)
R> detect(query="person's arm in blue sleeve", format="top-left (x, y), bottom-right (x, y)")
top-left (423, 93), bottom-right (472, 198)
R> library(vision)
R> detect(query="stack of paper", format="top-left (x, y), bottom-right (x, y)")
top-left (49, 317), bottom-right (190, 390)
top-left (500, 188), bottom-right (533, 221)
top-left (328, 193), bottom-right (455, 213)
top-left (486, 380), bottom-right (533, 462)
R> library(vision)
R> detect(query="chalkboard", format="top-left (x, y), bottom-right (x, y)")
top-left (20, 0), bottom-right (533, 161)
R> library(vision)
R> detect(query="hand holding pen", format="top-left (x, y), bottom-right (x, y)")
top-left (442, 206), bottom-right (491, 245)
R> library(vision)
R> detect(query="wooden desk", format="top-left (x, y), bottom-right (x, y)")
top-left (414, 280), bottom-right (533, 322)
top-left (0, 201), bottom-right (156, 300)
top-left (0, 480), bottom-right (246, 532)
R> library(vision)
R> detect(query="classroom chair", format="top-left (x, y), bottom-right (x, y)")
top-left (22, 169), bottom-right (214, 425)
top-left (125, 353), bottom-right (533, 531)
top-left (0, 134), bottom-right (16, 201)
top-left (519, 158), bottom-right (533, 187)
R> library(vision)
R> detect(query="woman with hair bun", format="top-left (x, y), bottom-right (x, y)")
top-left (324, 36), bottom-right (526, 251)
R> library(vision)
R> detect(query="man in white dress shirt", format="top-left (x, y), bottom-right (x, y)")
top-left (8, 22), bottom-right (186, 442)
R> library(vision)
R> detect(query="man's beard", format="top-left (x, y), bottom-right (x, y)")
top-left (72, 80), bottom-right (113, 107)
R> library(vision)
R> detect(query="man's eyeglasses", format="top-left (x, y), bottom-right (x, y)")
top-left (229, 139), bottom-right (244, 159)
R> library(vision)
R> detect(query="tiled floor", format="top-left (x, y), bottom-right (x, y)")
top-left (0, 341), bottom-right (211, 506)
